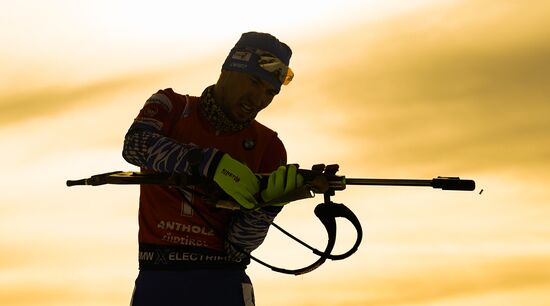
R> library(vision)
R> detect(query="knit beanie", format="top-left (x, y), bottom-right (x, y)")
top-left (222, 32), bottom-right (293, 92)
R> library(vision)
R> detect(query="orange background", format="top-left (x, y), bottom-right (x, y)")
top-left (1, 1), bottom-right (549, 305)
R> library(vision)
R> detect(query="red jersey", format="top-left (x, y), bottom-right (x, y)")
top-left (126, 88), bottom-right (286, 269)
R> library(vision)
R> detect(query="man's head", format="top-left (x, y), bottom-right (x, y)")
top-left (222, 32), bottom-right (293, 92)
top-left (214, 32), bottom-right (293, 123)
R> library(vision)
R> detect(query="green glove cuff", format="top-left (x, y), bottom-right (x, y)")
top-left (213, 154), bottom-right (260, 209)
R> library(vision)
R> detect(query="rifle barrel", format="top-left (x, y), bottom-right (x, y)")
top-left (346, 178), bottom-right (432, 187)
top-left (345, 177), bottom-right (475, 191)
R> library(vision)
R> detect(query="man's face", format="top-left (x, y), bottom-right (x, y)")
top-left (215, 70), bottom-right (278, 123)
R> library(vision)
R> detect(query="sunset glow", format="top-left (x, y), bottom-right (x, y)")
top-left (1, 1), bottom-right (549, 305)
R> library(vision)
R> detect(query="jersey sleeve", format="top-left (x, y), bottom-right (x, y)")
top-left (122, 89), bottom-right (221, 176)
top-left (129, 90), bottom-right (180, 134)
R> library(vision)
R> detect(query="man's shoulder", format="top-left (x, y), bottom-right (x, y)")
top-left (251, 120), bottom-right (278, 137)
top-left (157, 88), bottom-right (199, 102)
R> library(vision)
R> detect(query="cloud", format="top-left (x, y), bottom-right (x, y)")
top-left (0, 55), bottom-right (221, 127)
top-left (251, 253), bottom-right (550, 306)
top-left (351, 255), bottom-right (550, 306)
top-left (0, 78), bottom-right (136, 125)
top-left (267, 0), bottom-right (550, 178)
top-left (7, 0), bottom-right (548, 179)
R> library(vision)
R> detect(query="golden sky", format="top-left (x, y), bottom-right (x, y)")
top-left (1, 1), bottom-right (550, 305)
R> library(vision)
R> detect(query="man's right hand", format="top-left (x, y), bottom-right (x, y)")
top-left (212, 154), bottom-right (260, 209)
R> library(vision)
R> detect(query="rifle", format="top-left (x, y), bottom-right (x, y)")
top-left (66, 164), bottom-right (475, 275)
top-left (66, 164), bottom-right (475, 206)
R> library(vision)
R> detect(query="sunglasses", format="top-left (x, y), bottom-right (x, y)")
top-left (257, 51), bottom-right (294, 86)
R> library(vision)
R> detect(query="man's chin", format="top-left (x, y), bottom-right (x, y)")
top-left (231, 112), bottom-right (255, 123)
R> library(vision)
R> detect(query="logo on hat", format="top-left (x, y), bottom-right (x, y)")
top-left (232, 51), bottom-right (252, 62)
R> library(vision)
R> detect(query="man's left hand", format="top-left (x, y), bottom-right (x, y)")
top-left (260, 164), bottom-right (304, 206)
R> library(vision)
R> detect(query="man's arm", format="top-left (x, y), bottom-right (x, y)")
top-left (122, 91), bottom-right (220, 177)
top-left (122, 90), bottom-right (263, 209)
top-left (225, 137), bottom-right (287, 258)
top-left (123, 128), bottom-right (219, 176)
